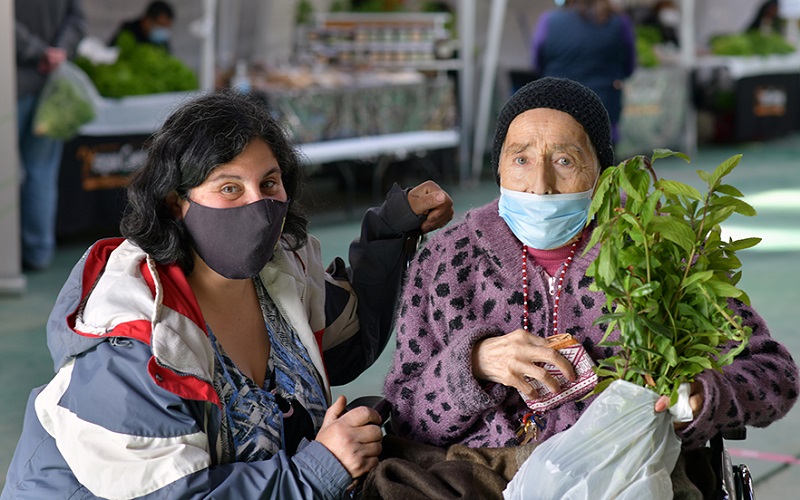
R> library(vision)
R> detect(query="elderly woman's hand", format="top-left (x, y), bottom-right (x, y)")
top-left (471, 329), bottom-right (577, 399)
top-left (654, 380), bottom-right (704, 430)
top-left (407, 180), bottom-right (454, 234)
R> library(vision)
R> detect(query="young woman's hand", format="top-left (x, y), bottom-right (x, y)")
top-left (407, 180), bottom-right (454, 234)
top-left (316, 395), bottom-right (383, 478)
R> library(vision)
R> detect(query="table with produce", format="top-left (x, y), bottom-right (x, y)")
top-left (692, 30), bottom-right (800, 143)
top-left (54, 34), bottom-right (457, 238)
top-left (53, 32), bottom-right (199, 238)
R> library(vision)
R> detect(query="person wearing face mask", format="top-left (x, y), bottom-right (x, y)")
top-left (643, 0), bottom-right (681, 46)
top-left (109, 0), bottom-right (175, 52)
top-left (746, 0), bottom-right (784, 34)
top-left (375, 77), bottom-right (797, 498)
top-left (1, 90), bottom-right (454, 499)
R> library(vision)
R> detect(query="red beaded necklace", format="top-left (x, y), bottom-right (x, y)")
top-left (521, 240), bottom-right (579, 335)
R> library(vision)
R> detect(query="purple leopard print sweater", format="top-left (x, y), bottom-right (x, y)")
top-left (384, 200), bottom-right (799, 450)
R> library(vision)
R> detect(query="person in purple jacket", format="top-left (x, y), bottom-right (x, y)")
top-left (383, 77), bottom-right (798, 463)
top-left (531, 0), bottom-right (636, 145)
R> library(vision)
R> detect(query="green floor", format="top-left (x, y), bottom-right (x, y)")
top-left (3, 135), bottom-right (800, 493)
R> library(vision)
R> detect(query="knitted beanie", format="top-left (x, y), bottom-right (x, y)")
top-left (491, 77), bottom-right (615, 184)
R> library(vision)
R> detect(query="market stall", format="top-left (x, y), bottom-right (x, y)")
top-left (616, 65), bottom-right (691, 159)
top-left (472, 0), bottom-right (800, 177)
top-left (693, 53), bottom-right (800, 143)
top-left (678, 0), bottom-right (800, 144)
top-left (56, 91), bottom-right (197, 237)
top-left (56, 66), bottom-right (461, 236)
top-left (55, 2), bottom-right (475, 238)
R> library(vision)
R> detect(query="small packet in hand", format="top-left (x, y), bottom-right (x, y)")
top-left (520, 334), bottom-right (598, 413)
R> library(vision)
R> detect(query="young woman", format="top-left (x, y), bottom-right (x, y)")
top-left (2, 90), bottom-right (453, 499)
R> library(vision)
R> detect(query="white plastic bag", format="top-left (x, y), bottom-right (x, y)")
top-left (33, 60), bottom-right (100, 140)
top-left (77, 36), bottom-right (120, 65)
top-left (504, 380), bottom-right (681, 500)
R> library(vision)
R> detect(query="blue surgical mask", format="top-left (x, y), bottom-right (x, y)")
top-left (149, 27), bottom-right (171, 44)
top-left (498, 186), bottom-right (593, 250)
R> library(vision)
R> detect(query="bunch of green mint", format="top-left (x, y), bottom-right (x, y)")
top-left (585, 150), bottom-right (758, 404)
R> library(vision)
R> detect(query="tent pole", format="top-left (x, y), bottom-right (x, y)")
top-left (216, 0), bottom-right (241, 71)
top-left (679, 0), bottom-right (696, 156)
top-left (458, 0), bottom-right (476, 187)
top-left (471, 0), bottom-right (507, 183)
top-left (200, 0), bottom-right (217, 91)
top-left (0, 0), bottom-right (26, 293)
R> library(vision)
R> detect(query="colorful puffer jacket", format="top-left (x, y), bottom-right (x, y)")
top-left (385, 199), bottom-right (799, 450)
top-left (2, 186), bottom-right (424, 499)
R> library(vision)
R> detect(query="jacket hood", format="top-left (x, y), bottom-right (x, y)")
top-left (46, 239), bottom-right (123, 372)
top-left (46, 238), bottom-right (220, 406)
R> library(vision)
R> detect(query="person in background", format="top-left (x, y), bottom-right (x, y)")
top-left (641, 0), bottom-right (681, 46)
top-left (1, 90), bottom-right (453, 499)
top-left (746, 0), bottom-right (783, 34)
top-left (15, 0), bottom-right (87, 271)
top-left (530, 0), bottom-right (636, 146)
top-left (109, 0), bottom-right (175, 52)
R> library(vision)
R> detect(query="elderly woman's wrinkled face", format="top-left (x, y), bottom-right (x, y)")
top-left (498, 108), bottom-right (600, 195)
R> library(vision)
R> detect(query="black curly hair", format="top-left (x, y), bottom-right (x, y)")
top-left (120, 90), bottom-right (308, 274)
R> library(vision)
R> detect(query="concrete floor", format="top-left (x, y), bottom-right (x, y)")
top-left (2, 134), bottom-right (800, 495)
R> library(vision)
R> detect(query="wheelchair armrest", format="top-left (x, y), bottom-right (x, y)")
top-left (346, 395), bottom-right (392, 425)
top-left (720, 428), bottom-right (747, 441)
top-left (710, 428), bottom-right (754, 500)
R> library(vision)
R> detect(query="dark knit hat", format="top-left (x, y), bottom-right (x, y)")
top-left (491, 77), bottom-right (615, 184)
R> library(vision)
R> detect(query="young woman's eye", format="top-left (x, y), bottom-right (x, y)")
top-left (261, 180), bottom-right (277, 190)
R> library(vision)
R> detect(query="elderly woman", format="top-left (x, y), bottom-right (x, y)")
top-left (383, 77), bottom-right (798, 456)
top-left (2, 90), bottom-right (453, 499)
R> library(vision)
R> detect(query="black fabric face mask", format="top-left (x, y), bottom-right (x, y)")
top-left (182, 198), bottom-right (288, 279)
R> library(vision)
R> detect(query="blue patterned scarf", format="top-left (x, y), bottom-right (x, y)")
top-left (210, 280), bottom-right (328, 462)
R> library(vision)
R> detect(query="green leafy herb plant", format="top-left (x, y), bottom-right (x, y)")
top-left (584, 150), bottom-right (759, 405)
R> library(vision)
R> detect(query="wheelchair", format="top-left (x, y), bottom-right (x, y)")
top-left (711, 429), bottom-right (755, 500)
top-left (348, 396), bottom-right (755, 500)
top-left (359, 238), bottom-right (756, 499)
